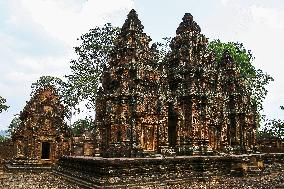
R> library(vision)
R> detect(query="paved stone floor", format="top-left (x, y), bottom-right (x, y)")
top-left (156, 172), bottom-right (284, 189)
top-left (0, 170), bottom-right (81, 189)
top-left (0, 164), bottom-right (283, 188)
top-left (0, 171), bottom-right (284, 188)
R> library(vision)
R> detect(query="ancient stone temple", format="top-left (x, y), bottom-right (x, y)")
top-left (72, 130), bottom-right (94, 156)
top-left (11, 86), bottom-right (71, 164)
top-left (55, 10), bottom-right (266, 188)
top-left (95, 9), bottom-right (167, 157)
top-left (95, 10), bottom-right (257, 157)
top-left (167, 13), bottom-right (257, 154)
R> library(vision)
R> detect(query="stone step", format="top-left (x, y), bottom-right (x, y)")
top-left (4, 163), bottom-right (53, 172)
top-left (52, 170), bottom-right (95, 189)
top-left (247, 165), bottom-right (260, 170)
top-left (247, 165), bottom-right (262, 176)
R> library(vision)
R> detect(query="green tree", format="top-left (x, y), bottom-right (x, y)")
top-left (258, 106), bottom-right (284, 139)
top-left (31, 76), bottom-right (77, 120)
top-left (0, 135), bottom-right (7, 142)
top-left (156, 38), bottom-right (273, 114)
top-left (71, 118), bottom-right (93, 136)
top-left (258, 119), bottom-right (284, 139)
top-left (66, 23), bottom-right (272, 129)
top-left (0, 96), bottom-right (9, 113)
top-left (8, 114), bottom-right (21, 136)
top-left (66, 23), bottom-right (120, 110)
top-left (207, 40), bottom-right (274, 112)
top-left (31, 76), bottom-right (65, 97)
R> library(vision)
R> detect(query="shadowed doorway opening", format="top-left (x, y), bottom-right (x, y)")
top-left (41, 142), bottom-right (50, 159)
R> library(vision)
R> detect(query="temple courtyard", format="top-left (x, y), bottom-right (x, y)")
top-left (0, 8), bottom-right (282, 189)
top-left (0, 163), bottom-right (283, 189)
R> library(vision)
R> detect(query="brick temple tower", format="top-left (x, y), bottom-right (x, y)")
top-left (167, 13), bottom-right (210, 153)
top-left (167, 13), bottom-right (257, 154)
top-left (96, 10), bottom-right (167, 157)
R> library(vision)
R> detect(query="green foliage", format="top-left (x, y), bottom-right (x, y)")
top-left (64, 23), bottom-right (272, 128)
top-left (71, 118), bottom-right (93, 136)
top-left (31, 76), bottom-right (65, 97)
top-left (30, 76), bottom-right (76, 119)
top-left (153, 37), bottom-right (172, 64)
top-left (207, 40), bottom-right (274, 111)
top-left (207, 40), bottom-right (255, 76)
top-left (258, 106), bottom-right (284, 139)
top-left (156, 38), bottom-right (273, 113)
top-left (0, 135), bottom-right (7, 142)
top-left (258, 119), bottom-right (284, 139)
top-left (8, 114), bottom-right (21, 135)
top-left (0, 96), bottom-right (9, 113)
top-left (67, 23), bottom-right (120, 110)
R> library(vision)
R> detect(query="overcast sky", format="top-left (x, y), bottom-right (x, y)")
top-left (0, 0), bottom-right (283, 130)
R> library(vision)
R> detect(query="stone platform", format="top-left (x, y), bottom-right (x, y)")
top-left (4, 159), bottom-right (55, 172)
top-left (54, 153), bottom-right (284, 188)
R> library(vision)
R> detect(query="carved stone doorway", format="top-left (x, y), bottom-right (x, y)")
top-left (209, 127), bottom-right (216, 149)
top-left (41, 142), bottom-right (51, 159)
top-left (168, 105), bottom-right (177, 147)
top-left (141, 125), bottom-right (155, 151)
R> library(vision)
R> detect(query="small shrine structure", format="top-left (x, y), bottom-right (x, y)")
top-left (11, 86), bottom-right (71, 164)
top-left (72, 130), bottom-right (94, 156)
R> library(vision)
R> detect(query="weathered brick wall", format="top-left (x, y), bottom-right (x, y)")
top-left (257, 139), bottom-right (284, 153)
top-left (55, 153), bottom-right (284, 188)
top-left (258, 147), bottom-right (284, 153)
top-left (0, 140), bottom-right (17, 163)
top-left (55, 155), bottom-right (258, 188)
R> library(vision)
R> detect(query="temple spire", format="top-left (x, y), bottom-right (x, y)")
top-left (176, 13), bottom-right (201, 35)
top-left (110, 9), bottom-right (152, 66)
top-left (168, 13), bottom-right (208, 65)
top-left (121, 9), bottom-right (144, 34)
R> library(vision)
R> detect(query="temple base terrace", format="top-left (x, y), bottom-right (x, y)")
top-left (52, 153), bottom-right (284, 189)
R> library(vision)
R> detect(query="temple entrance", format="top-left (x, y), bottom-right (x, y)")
top-left (41, 142), bottom-right (50, 159)
top-left (168, 103), bottom-right (177, 147)
top-left (141, 125), bottom-right (155, 151)
top-left (209, 126), bottom-right (216, 149)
